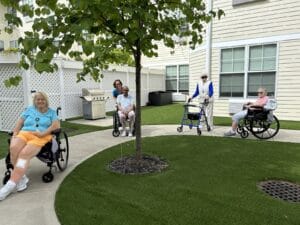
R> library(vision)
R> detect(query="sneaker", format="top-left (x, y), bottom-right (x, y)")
top-left (16, 175), bottom-right (29, 192)
top-left (121, 131), bottom-right (127, 137)
top-left (128, 132), bottom-right (133, 137)
top-left (224, 130), bottom-right (236, 137)
top-left (0, 181), bottom-right (16, 201)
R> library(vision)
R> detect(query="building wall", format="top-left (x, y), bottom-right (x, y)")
top-left (213, 0), bottom-right (300, 43)
top-left (141, 41), bottom-right (190, 69)
top-left (190, 0), bottom-right (300, 121)
top-left (0, 5), bottom-right (21, 50)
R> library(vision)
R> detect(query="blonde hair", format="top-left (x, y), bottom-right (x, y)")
top-left (33, 91), bottom-right (49, 108)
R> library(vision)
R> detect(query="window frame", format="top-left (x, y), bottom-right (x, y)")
top-left (219, 46), bottom-right (246, 98)
top-left (233, 0), bottom-right (266, 6)
top-left (166, 64), bottom-right (189, 93)
top-left (219, 43), bottom-right (278, 99)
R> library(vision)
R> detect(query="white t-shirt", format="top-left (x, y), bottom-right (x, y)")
top-left (116, 94), bottom-right (134, 110)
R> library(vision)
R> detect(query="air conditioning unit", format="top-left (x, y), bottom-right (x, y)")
top-left (228, 99), bottom-right (254, 115)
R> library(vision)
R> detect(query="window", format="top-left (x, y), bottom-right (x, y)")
top-left (166, 64), bottom-right (189, 93)
top-left (9, 40), bottom-right (19, 49)
top-left (219, 44), bottom-right (277, 98)
top-left (220, 47), bottom-right (245, 97)
top-left (7, 7), bottom-right (17, 26)
top-left (0, 41), bottom-right (4, 52)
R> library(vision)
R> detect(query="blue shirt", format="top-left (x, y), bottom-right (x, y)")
top-left (112, 88), bottom-right (122, 98)
top-left (21, 106), bottom-right (58, 132)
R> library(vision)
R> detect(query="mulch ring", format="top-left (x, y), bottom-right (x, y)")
top-left (107, 154), bottom-right (169, 175)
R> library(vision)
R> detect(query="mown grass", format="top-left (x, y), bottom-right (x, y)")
top-left (56, 136), bottom-right (300, 225)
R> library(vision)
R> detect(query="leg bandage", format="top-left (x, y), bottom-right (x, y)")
top-left (15, 158), bottom-right (27, 169)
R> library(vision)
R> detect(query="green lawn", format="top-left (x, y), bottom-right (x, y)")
top-left (55, 136), bottom-right (300, 225)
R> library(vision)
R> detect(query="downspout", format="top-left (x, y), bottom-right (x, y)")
top-left (206, 0), bottom-right (213, 79)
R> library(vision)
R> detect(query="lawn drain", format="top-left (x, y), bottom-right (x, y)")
top-left (258, 180), bottom-right (300, 203)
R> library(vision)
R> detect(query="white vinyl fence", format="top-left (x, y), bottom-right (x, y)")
top-left (0, 57), bottom-right (165, 131)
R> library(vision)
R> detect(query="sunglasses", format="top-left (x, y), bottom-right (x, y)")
top-left (257, 92), bottom-right (263, 94)
top-left (201, 76), bottom-right (207, 79)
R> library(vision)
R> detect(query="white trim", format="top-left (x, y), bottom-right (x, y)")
top-left (193, 33), bottom-right (300, 53)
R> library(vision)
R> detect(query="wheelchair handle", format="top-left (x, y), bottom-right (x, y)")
top-left (56, 107), bottom-right (62, 116)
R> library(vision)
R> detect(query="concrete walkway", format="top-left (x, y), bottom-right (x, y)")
top-left (0, 122), bottom-right (299, 225)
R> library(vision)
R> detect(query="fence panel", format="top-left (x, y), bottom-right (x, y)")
top-left (0, 64), bottom-right (25, 131)
top-left (0, 60), bottom-right (165, 131)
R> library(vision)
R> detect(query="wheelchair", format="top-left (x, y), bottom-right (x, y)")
top-left (236, 100), bottom-right (280, 140)
top-left (2, 109), bottom-right (69, 184)
top-left (112, 106), bottom-right (135, 137)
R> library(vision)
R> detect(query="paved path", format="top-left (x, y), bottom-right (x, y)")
top-left (0, 124), bottom-right (299, 225)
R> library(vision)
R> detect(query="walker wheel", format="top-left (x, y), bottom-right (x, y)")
top-left (42, 172), bottom-right (54, 183)
top-left (207, 125), bottom-right (211, 132)
top-left (112, 130), bottom-right (120, 137)
top-left (197, 128), bottom-right (202, 136)
top-left (177, 126), bottom-right (183, 132)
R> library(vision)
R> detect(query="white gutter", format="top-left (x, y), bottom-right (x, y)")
top-left (205, 0), bottom-right (213, 79)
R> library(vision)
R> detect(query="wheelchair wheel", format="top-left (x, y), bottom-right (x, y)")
top-left (240, 130), bottom-right (249, 138)
top-left (112, 130), bottom-right (120, 137)
top-left (56, 131), bottom-right (69, 171)
top-left (177, 126), bottom-right (183, 132)
top-left (251, 115), bottom-right (280, 139)
top-left (2, 171), bottom-right (11, 185)
top-left (197, 128), bottom-right (202, 135)
top-left (42, 172), bottom-right (54, 183)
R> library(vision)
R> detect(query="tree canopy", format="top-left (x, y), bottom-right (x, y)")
top-left (1, 0), bottom-right (224, 158)
top-left (1, 0), bottom-right (223, 82)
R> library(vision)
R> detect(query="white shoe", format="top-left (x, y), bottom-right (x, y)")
top-left (128, 132), bottom-right (133, 137)
top-left (16, 175), bottom-right (29, 192)
top-left (121, 131), bottom-right (127, 137)
top-left (0, 181), bottom-right (16, 201)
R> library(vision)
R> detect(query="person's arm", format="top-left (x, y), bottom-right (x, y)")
top-left (36, 120), bottom-right (60, 137)
top-left (208, 82), bottom-right (214, 97)
top-left (12, 118), bottom-right (24, 137)
top-left (191, 83), bottom-right (199, 99)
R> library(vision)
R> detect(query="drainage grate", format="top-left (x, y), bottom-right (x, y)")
top-left (258, 180), bottom-right (300, 203)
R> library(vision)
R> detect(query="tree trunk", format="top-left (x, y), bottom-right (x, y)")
top-left (134, 45), bottom-right (142, 160)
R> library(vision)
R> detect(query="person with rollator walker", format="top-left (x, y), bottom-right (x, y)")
top-left (188, 72), bottom-right (214, 130)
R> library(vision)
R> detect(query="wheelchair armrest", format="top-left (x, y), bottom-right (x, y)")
top-left (51, 128), bottom-right (61, 135)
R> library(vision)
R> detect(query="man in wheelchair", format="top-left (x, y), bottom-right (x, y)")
top-left (116, 86), bottom-right (135, 137)
top-left (0, 92), bottom-right (60, 201)
top-left (224, 87), bottom-right (269, 137)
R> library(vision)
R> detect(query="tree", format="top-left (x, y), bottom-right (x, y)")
top-left (1, 0), bottom-right (224, 162)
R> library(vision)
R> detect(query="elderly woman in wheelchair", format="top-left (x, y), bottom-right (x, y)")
top-left (0, 92), bottom-right (62, 201)
top-left (224, 87), bottom-right (280, 139)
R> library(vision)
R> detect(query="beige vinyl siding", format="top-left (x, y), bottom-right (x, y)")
top-left (275, 40), bottom-right (300, 120)
top-left (213, 0), bottom-right (300, 43)
top-left (142, 41), bottom-right (189, 69)
top-left (189, 49), bottom-right (205, 95)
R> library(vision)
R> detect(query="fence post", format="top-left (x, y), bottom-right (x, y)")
top-left (58, 58), bottom-right (66, 120)
top-left (22, 67), bottom-right (32, 107)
